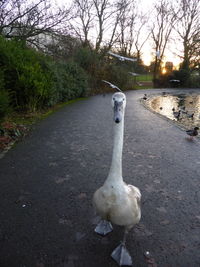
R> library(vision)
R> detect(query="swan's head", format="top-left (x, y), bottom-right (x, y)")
top-left (111, 92), bottom-right (126, 123)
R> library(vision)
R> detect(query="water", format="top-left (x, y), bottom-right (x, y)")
top-left (147, 93), bottom-right (200, 128)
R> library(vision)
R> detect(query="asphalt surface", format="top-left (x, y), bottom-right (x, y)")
top-left (0, 88), bottom-right (200, 267)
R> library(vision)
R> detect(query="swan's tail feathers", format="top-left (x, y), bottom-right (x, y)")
top-left (94, 220), bottom-right (113, 236)
top-left (111, 243), bottom-right (133, 266)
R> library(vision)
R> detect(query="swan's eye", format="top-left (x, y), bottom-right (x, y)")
top-left (123, 98), bottom-right (125, 101)
top-left (113, 98), bottom-right (115, 100)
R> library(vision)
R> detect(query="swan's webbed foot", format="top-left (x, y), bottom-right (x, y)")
top-left (94, 220), bottom-right (113, 236)
top-left (111, 243), bottom-right (133, 266)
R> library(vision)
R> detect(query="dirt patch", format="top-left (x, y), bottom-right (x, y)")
top-left (0, 121), bottom-right (29, 156)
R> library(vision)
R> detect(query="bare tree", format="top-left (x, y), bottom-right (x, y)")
top-left (149, 0), bottom-right (178, 84)
top-left (93, 0), bottom-right (132, 51)
top-left (69, 0), bottom-right (121, 51)
top-left (134, 13), bottom-right (151, 61)
top-left (112, 3), bottom-right (151, 65)
top-left (116, 0), bottom-right (133, 55)
top-left (173, 0), bottom-right (200, 71)
top-left (93, 0), bottom-right (113, 51)
top-left (0, 0), bottom-right (71, 47)
top-left (106, 0), bottom-right (140, 58)
top-left (190, 34), bottom-right (200, 71)
top-left (70, 0), bottom-right (94, 47)
top-left (105, 1), bottom-right (124, 51)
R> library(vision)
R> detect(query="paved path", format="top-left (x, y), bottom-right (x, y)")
top-left (0, 89), bottom-right (200, 267)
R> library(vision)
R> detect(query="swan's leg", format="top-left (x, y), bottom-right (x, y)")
top-left (111, 228), bottom-right (133, 266)
top-left (94, 220), bottom-right (113, 236)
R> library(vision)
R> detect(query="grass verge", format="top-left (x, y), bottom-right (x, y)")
top-left (0, 98), bottom-right (86, 154)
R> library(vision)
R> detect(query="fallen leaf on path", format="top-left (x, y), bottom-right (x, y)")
top-left (77, 192), bottom-right (87, 199)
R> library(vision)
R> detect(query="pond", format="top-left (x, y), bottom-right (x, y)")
top-left (144, 93), bottom-right (200, 129)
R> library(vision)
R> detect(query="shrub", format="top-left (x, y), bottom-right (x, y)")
top-left (74, 47), bottom-right (103, 92)
top-left (0, 36), bottom-right (88, 113)
top-left (104, 64), bottom-right (133, 91)
top-left (171, 69), bottom-right (191, 87)
top-left (0, 36), bottom-right (55, 111)
top-left (74, 47), bottom-right (100, 72)
top-left (51, 61), bottom-right (88, 101)
top-left (190, 73), bottom-right (200, 88)
top-left (0, 90), bottom-right (11, 122)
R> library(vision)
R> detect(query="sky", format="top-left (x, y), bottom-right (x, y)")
top-left (55, 0), bottom-right (181, 67)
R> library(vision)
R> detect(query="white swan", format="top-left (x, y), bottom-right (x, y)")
top-left (93, 92), bottom-right (141, 266)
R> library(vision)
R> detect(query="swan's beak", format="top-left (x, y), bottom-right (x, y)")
top-left (114, 101), bottom-right (123, 123)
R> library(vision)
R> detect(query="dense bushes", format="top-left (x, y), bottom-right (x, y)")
top-left (0, 90), bottom-right (10, 123)
top-left (51, 61), bottom-right (88, 102)
top-left (105, 63), bottom-right (134, 90)
top-left (0, 35), bottom-right (144, 123)
top-left (0, 38), bottom-right (49, 111)
top-left (0, 68), bottom-right (10, 122)
top-left (171, 69), bottom-right (191, 87)
top-left (0, 36), bottom-right (88, 121)
top-left (74, 47), bottom-right (103, 93)
top-left (73, 47), bottom-right (137, 93)
top-left (190, 73), bottom-right (200, 87)
top-left (156, 69), bottom-right (200, 88)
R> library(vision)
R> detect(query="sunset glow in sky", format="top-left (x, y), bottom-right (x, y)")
top-left (56, 0), bottom-right (182, 67)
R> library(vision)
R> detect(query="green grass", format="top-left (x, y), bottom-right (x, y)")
top-left (130, 74), bottom-right (153, 89)
top-left (136, 74), bottom-right (153, 82)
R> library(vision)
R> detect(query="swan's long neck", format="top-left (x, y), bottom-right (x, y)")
top-left (106, 115), bottom-right (124, 184)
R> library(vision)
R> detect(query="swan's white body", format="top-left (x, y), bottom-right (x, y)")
top-left (93, 181), bottom-right (141, 229)
top-left (93, 92), bottom-right (141, 231)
